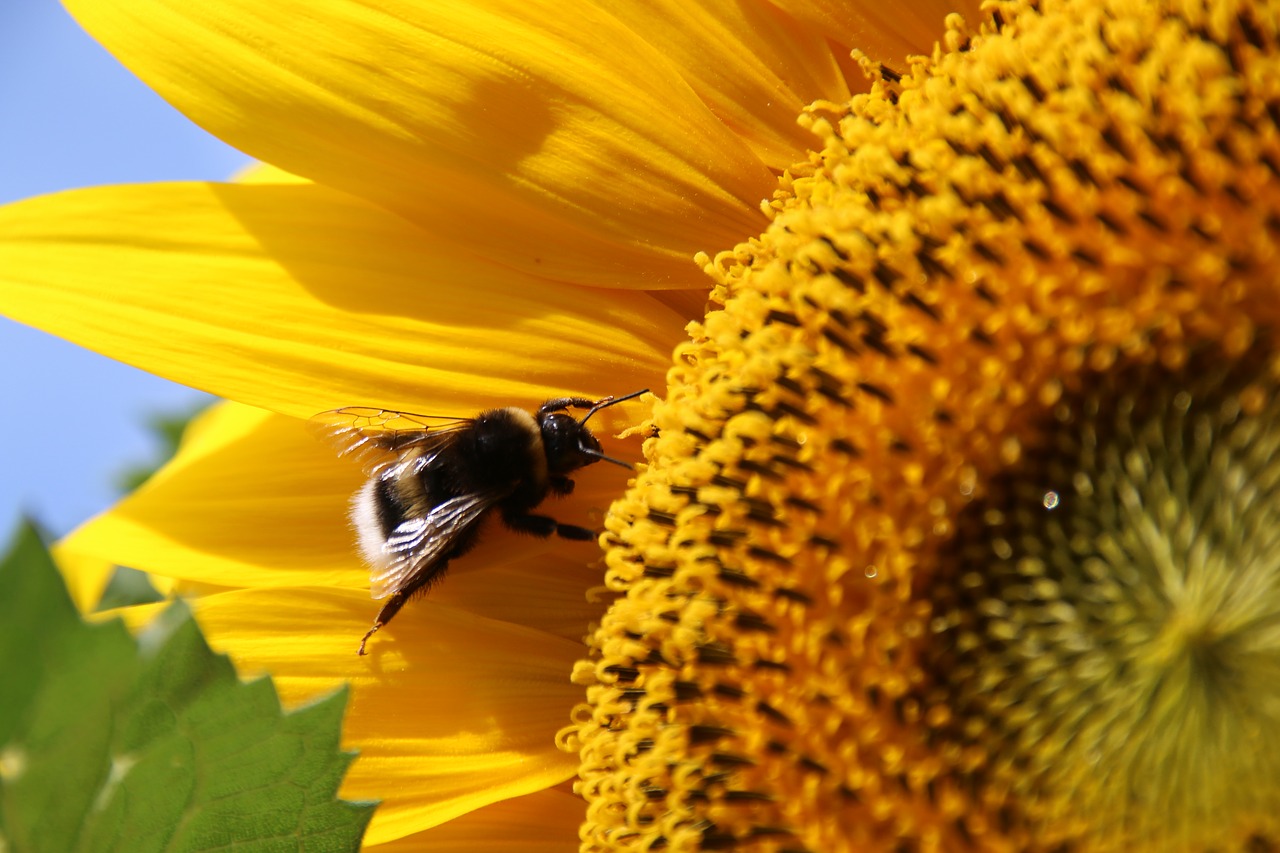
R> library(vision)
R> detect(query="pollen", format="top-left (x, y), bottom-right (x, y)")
top-left (570, 0), bottom-right (1280, 851)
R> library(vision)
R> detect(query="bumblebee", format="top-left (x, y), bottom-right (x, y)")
top-left (313, 389), bottom-right (647, 654)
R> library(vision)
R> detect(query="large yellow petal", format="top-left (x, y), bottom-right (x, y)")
top-left (63, 0), bottom-right (776, 288)
top-left (61, 403), bottom-right (362, 590)
top-left (138, 586), bottom-right (585, 846)
top-left (234, 162), bottom-right (308, 184)
top-left (371, 789), bottom-right (582, 851)
top-left (598, 0), bottom-right (851, 169)
top-left (773, 0), bottom-right (984, 61)
top-left (51, 544), bottom-right (116, 613)
top-left (0, 182), bottom-right (679, 417)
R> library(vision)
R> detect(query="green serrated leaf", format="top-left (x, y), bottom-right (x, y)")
top-left (0, 522), bottom-right (375, 853)
top-left (94, 566), bottom-right (165, 613)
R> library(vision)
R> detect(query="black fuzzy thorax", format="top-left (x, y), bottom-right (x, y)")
top-left (426, 407), bottom-right (548, 514)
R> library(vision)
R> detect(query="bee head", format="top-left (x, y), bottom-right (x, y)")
top-left (539, 389), bottom-right (648, 474)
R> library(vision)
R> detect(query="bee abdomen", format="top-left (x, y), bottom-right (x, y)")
top-left (351, 478), bottom-right (409, 570)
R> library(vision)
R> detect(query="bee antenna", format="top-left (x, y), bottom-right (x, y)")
top-left (581, 446), bottom-right (637, 469)
top-left (578, 388), bottom-right (649, 427)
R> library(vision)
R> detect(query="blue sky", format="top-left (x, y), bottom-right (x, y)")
top-left (1, 0), bottom-right (252, 542)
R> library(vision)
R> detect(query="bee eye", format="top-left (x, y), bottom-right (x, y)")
top-left (577, 430), bottom-right (602, 454)
top-left (542, 413), bottom-right (596, 473)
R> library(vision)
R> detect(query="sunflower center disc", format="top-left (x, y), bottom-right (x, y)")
top-left (926, 349), bottom-right (1280, 849)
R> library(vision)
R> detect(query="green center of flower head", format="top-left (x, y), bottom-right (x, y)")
top-left (566, 0), bottom-right (1280, 850)
top-left (929, 351), bottom-right (1280, 849)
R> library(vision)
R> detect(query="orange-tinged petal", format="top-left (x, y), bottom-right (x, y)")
top-left (370, 789), bottom-right (582, 852)
top-left (0, 182), bottom-right (678, 417)
top-left (429, 556), bottom-right (609, 645)
top-left (64, 0), bottom-right (776, 287)
top-left (773, 0), bottom-right (981, 61)
top-left (158, 586), bottom-right (584, 845)
top-left (598, 0), bottom-right (851, 169)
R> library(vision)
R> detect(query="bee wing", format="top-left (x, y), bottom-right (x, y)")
top-left (310, 406), bottom-right (474, 476)
top-left (370, 490), bottom-right (505, 600)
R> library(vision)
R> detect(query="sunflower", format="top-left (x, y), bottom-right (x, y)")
top-left (2, 0), bottom-right (1277, 850)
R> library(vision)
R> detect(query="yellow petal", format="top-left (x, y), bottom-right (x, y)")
top-left (234, 162), bottom-right (308, 184)
top-left (51, 543), bottom-right (116, 613)
top-left (0, 182), bottom-right (679, 417)
top-left (62, 402), bottom-right (363, 590)
top-left (370, 789), bottom-right (581, 851)
top-left (64, 0), bottom-right (776, 287)
top-left (773, 0), bottom-right (982, 62)
top-left (147, 586), bottom-right (584, 845)
top-left (598, 0), bottom-right (851, 169)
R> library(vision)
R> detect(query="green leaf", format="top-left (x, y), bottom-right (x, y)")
top-left (94, 565), bottom-right (165, 612)
top-left (0, 522), bottom-right (375, 852)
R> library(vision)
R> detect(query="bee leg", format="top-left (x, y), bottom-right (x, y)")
top-left (504, 512), bottom-right (596, 541)
top-left (538, 396), bottom-right (596, 416)
top-left (554, 524), bottom-right (596, 541)
top-left (548, 475), bottom-right (575, 495)
top-left (358, 591), bottom-right (408, 656)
